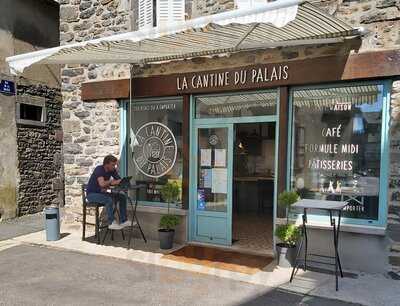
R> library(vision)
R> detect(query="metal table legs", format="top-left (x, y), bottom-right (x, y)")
top-left (290, 208), bottom-right (343, 291)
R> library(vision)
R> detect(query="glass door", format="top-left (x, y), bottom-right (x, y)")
top-left (192, 124), bottom-right (233, 245)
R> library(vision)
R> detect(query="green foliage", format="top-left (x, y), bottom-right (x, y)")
top-left (278, 191), bottom-right (299, 209)
top-left (275, 224), bottom-right (301, 247)
top-left (159, 181), bottom-right (181, 230)
top-left (159, 214), bottom-right (180, 230)
top-left (160, 181), bottom-right (181, 204)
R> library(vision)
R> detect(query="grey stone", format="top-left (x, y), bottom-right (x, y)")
top-left (60, 23), bottom-right (69, 33)
top-left (79, 1), bottom-right (92, 11)
top-left (62, 68), bottom-right (84, 77)
top-left (80, 7), bottom-right (96, 19)
top-left (63, 144), bottom-right (83, 155)
top-left (74, 135), bottom-right (91, 143)
top-left (74, 111), bottom-right (91, 118)
top-left (360, 10), bottom-right (387, 23)
top-left (73, 22), bottom-right (92, 31)
top-left (64, 154), bottom-right (75, 164)
top-left (76, 158), bottom-right (93, 167)
top-left (60, 33), bottom-right (74, 43)
top-left (376, 0), bottom-right (397, 8)
top-left (88, 71), bottom-right (98, 80)
top-left (60, 6), bottom-right (79, 22)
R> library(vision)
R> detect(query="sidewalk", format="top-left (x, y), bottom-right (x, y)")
top-left (0, 213), bottom-right (44, 241)
top-left (4, 225), bottom-right (400, 306)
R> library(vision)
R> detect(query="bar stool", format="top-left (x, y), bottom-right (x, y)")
top-left (81, 184), bottom-right (108, 244)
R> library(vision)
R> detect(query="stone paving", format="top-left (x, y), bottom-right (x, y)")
top-left (0, 243), bottom-right (361, 306)
top-left (0, 212), bottom-right (43, 241)
top-left (3, 227), bottom-right (399, 306)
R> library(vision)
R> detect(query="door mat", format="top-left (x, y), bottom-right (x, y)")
top-left (162, 245), bottom-right (274, 275)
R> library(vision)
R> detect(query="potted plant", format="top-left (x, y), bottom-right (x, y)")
top-left (159, 181), bottom-right (181, 249)
top-left (275, 190), bottom-right (300, 267)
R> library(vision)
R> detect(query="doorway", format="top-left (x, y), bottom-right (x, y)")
top-left (190, 91), bottom-right (278, 253)
top-left (232, 123), bottom-right (275, 254)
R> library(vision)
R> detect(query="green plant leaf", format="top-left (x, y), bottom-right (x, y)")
top-left (159, 214), bottom-right (180, 230)
top-left (275, 224), bottom-right (301, 247)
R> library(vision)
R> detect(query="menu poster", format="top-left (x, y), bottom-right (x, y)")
top-left (214, 149), bottom-right (226, 167)
top-left (211, 168), bottom-right (227, 194)
top-left (203, 169), bottom-right (212, 188)
top-left (200, 149), bottom-right (212, 167)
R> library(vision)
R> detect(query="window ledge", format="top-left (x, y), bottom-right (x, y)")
top-left (132, 205), bottom-right (188, 216)
top-left (276, 218), bottom-right (385, 236)
top-left (295, 220), bottom-right (386, 236)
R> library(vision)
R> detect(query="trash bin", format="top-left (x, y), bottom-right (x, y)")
top-left (44, 206), bottom-right (60, 241)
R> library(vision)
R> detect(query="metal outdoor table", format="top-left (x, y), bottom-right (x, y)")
top-left (289, 199), bottom-right (348, 291)
top-left (102, 184), bottom-right (147, 249)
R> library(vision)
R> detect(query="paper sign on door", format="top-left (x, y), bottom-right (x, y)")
top-left (200, 149), bottom-right (212, 167)
top-left (211, 168), bottom-right (227, 194)
top-left (214, 149), bottom-right (226, 167)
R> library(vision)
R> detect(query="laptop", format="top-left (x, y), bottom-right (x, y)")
top-left (116, 176), bottom-right (132, 190)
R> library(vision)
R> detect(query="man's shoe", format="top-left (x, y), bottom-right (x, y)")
top-left (108, 221), bottom-right (122, 230)
top-left (120, 220), bottom-right (132, 228)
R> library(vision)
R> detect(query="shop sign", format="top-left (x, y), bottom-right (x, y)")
top-left (0, 79), bottom-right (15, 95)
top-left (176, 64), bottom-right (289, 92)
top-left (131, 122), bottom-right (177, 178)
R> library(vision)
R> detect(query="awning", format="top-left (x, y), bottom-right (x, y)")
top-left (6, 0), bottom-right (362, 75)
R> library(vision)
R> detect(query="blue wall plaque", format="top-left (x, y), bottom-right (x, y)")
top-left (0, 80), bottom-right (15, 95)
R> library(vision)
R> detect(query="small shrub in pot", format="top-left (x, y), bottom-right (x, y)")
top-left (275, 191), bottom-right (300, 267)
top-left (159, 181), bottom-right (181, 249)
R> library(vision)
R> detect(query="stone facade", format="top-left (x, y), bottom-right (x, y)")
top-left (60, 0), bottom-right (133, 221)
top-left (16, 84), bottom-right (63, 215)
top-left (60, 0), bottom-right (400, 258)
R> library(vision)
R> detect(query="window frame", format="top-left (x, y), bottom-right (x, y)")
top-left (287, 80), bottom-right (392, 228)
top-left (121, 96), bottom-right (184, 209)
top-left (16, 94), bottom-right (46, 127)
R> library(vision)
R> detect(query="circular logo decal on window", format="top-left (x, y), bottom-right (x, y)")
top-left (132, 122), bottom-right (177, 178)
top-left (209, 134), bottom-right (219, 146)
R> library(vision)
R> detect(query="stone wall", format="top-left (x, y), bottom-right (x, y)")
top-left (60, 0), bottom-right (400, 223)
top-left (60, 0), bottom-right (133, 222)
top-left (16, 84), bottom-right (63, 215)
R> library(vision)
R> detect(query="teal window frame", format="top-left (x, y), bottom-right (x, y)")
top-left (189, 89), bottom-right (280, 244)
top-left (119, 97), bottom-right (184, 209)
top-left (287, 80), bottom-right (392, 228)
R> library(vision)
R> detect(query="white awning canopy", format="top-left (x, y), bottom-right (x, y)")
top-left (6, 0), bottom-right (361, 75)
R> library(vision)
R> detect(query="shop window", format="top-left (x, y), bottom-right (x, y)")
top-left (16, 95), bottom-right (46, 126)
top-left (195, 91), bottom-right (277, 118)
top-left (127, 97), bottom-right (183, 207)
top-left (289, 83), bottom-right (388, 224)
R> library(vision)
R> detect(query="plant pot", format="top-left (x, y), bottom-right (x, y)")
top-left (276, 243), bottom-right (297, 267)
top-left (158, 229), bottom-right (175, 249)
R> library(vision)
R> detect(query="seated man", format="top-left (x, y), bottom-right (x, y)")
top-left (86, 154), bottom-right (130, 230)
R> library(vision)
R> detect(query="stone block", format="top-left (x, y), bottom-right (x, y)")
top-left (64, 143), bottom-right (83, 155)
top-left (60, 6), bottom-right (79, 22)
top-left (63, 120), bottom-right (81, 133)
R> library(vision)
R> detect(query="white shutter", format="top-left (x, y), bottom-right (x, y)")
top-left (157, 0), bottom-right (185, 28)
top-left (139, 0), bottom-right (154, 30)
top-left (235, 0), bottom-right (252, 9)
top-left (252, 0), bottom-right (268, 7)
top-left (235, 0), bottom-right (267, 9)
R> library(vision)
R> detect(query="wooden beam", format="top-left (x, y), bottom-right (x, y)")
top-left (81, 49), bottom-right (400, 100)
top-left (82, 79), bottom-right (130, 101)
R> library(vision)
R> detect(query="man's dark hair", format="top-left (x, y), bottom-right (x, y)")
top-left (103, 155), bottom-right (118, 165)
